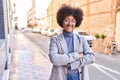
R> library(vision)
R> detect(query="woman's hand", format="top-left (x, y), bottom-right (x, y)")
top-left (63, 52), bottom-right (83, 67)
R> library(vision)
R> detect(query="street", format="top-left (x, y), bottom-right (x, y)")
top-left (24, 31), bottom-right (120, 80)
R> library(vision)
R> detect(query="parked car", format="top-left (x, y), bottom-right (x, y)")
top-left (41, 28), bottom-right (48, 35)
top-left (46, 29), bottom-right (55, 37)
top-left (32, 27), bottom-right (41, 33)
top-left (54, 28), bottom-right (61, 35)
top-left (22, 27), bottom-right (32, 32)
top-left (46, 28), bottom-right (62, 37)
top-left (74, 30), bottom-right (96, 47)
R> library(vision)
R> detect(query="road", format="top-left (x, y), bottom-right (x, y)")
top-left (23, 31), bottom-right (120, 80)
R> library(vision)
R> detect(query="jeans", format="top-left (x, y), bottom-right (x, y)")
top-left (67, 70), bottom-right (80, 80)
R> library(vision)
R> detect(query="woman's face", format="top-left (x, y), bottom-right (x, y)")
top-left (63, 15), bottom-right (76, 32)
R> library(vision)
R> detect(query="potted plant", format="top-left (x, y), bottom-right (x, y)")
top-left (95, 33), bottom-right (100, 39)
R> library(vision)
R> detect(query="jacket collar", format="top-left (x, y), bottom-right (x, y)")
top-left (57, 33), bottom-right (79, 54)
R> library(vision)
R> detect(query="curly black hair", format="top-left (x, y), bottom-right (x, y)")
top-left (56, 4), bottom-right (84, 28)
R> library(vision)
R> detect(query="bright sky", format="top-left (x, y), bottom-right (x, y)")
top-left (14, 0), bottom-right (51, 28)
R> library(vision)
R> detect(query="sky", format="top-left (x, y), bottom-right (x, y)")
top-left (13, 0), bottom-right (51, 28)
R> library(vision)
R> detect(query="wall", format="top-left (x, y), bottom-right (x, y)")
top-left (115, 11), bottom-right (120, 51)
top-left (0, 0), bottom-right (13, 79)
top-left (0, 0), bottom-right (7, 79)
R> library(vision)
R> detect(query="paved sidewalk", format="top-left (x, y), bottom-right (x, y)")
top-left (9, 31), bottom-right (52, 80)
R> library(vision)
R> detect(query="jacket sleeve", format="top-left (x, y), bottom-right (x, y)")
top-left (49, 37), bottom-right (80, 66)
top-left (70, 37), bottom-right (95, 70)
top-left (79, 37), bottom-right (95, 67)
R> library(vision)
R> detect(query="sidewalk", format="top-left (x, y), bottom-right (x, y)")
top-left (8, 31), bottom-right (52, 80)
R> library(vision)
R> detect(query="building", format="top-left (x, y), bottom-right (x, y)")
top-left (27, 0), bottom-right (49, 29)
top-left (115, 0), bottom-right (120, 51)
top-left (0, 0), bottom-right (15, 79)
top-left (27, 0), bottom-right (37, 28)
top-left (47, 0), bottom-right (120, 52)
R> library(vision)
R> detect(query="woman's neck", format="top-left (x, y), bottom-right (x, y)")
top-left (63, 30), bottom-right (73, 37)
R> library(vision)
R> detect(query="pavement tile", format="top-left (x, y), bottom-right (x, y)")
top-left (9, 31), bottom-right (52, 80)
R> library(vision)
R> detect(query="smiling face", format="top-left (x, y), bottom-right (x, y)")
top-left (63, 15), bottom-right (76, 32)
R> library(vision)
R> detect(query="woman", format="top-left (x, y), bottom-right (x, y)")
top-left (49, 4), bottom-right (95, 80)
